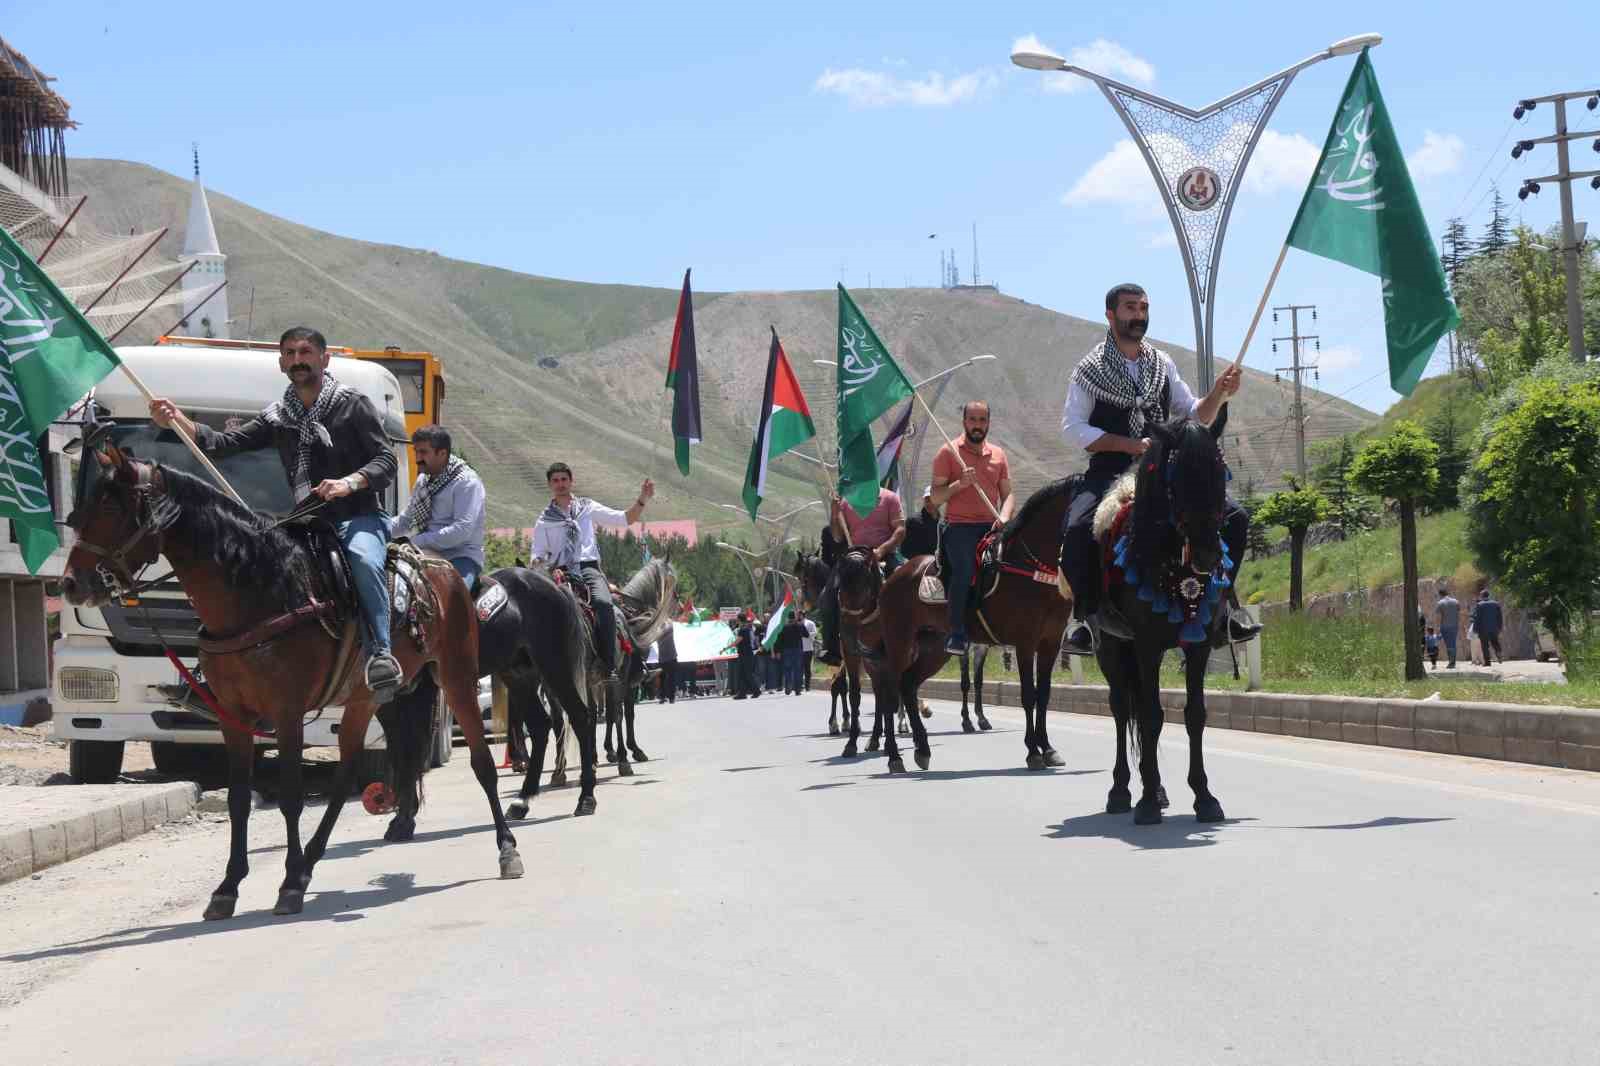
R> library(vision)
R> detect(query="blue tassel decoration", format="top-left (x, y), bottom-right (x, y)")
top-left (1138, 582), bottom-right (1157, 603)
top-left (1153, 593), bottom-right (1169, 614)
top-left (1180, 617), bottom-right (1207, 642)
top-left (1167, 604), bottom-right (1184, 623)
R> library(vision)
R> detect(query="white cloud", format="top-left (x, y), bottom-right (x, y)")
top-left (1313, 344), bottom-right (1364, 374)
top-left (1012, 35), bottom-right (1156, 94)
top-left (1407, 131), bottom-right (1465, 179)
top-left (814, 66), bottom-right (997, 108)
top-left (1061, 139), bottom-right (1165, 216)
top-left (1241, 130), bottom-right (1320, 194)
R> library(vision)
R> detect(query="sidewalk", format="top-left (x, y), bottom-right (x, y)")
top-left (0, 781), bottom-right (200, 884)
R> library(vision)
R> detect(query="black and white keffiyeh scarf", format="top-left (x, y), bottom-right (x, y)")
top-left (1071, 330), bottom-right (1171, 438)
top-left (263, 371), bottom-right (356, 502)
top-left (540, 496), bottom-right (595, 570)
top-left (404, 456), bottom-right (469, 533)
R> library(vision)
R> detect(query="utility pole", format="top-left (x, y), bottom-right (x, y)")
top-left (971, 222), bottom-right (980, 287)
top-left (1511, 89), bottom-right (1599, 364)
top-left (1272, 302), bottom-right (1320, 481)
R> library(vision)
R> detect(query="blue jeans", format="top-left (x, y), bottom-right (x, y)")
top-left (942, 522), bottom-right (990, 640)
top-left (1440, 625), bottom-right (1457, 665)
top-left (337, 514), bottom-right (391, 656)
top-left (450, 556), bottom-right (482, 590)
top-left (782, 648), bottom-right (804, 692)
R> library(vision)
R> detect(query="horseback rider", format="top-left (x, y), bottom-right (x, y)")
top-left (530, 461), bottom-right (654, 681)
top-left (816, 485), bottom-right (906, 666)
top-left (391, 424), bottom-right (485, 589)
top-left (930, 401), bottom-right (1015, 655)
top-left (1060, 283), bottom-right (1263, 654)
top-left (900, 485), bottom-right (939, 559)
top-left (148, 326), bottom-right (404, 701)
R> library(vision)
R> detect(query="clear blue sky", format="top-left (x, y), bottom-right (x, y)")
top-left (14, 0), bottom-right (1598, 413)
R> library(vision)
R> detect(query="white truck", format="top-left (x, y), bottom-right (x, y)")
top-left (51, 343), bottom-right (452, 782)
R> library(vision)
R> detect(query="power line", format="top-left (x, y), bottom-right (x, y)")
top-left (1449, 114), bottom-right (1523, 221)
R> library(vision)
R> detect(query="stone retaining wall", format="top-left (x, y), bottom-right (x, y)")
top-left (917, 678), bottom-right (1600, 772)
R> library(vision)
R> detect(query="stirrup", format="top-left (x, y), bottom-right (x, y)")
top-left (1062, 620), bottom-right (1097, 656)
top-left (365, 652), bottom-right (403, 703)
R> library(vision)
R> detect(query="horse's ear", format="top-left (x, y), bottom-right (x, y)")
top-left (1148, 421), bottom-right (1178, 449)
top-left (1210, 402), bottom-right (1229, 441)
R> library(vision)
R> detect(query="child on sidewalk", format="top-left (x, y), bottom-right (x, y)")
top-left (1425, 625), bottom-right (1440, 669)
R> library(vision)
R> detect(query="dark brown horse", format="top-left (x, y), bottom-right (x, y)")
top-left (836, 480), bottom-right (1078, 771)
top-left (61, 440), bottom-right (520, 920)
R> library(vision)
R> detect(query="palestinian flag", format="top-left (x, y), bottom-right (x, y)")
top-left (741, 327), bottom-right (816, 520)
top-left (875, 396), bottom-right (915, 490)
top-left (762, 586), bottom-right (795, 651)
top-left (664, 268), bottom-right (702, 475)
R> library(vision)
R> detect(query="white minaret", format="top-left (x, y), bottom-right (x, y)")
top-left (178, 145), bottom-right (229, 339)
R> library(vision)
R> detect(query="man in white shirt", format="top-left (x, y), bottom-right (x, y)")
top-left (531, 461), bottom-right (654, 679)
top-left (1058, 283), bottom-right (1260, 654)
top-left (391, 425), bottom-right (487, 589)
top-left (800, 612), bottom-right (818, 690)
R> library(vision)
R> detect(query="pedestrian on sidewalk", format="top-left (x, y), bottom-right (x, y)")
top-left (1425, 625), bottom-right (1439, 669)
top-left (779, 613), bottom-right (806, 695)
top-left (1471, 588), bottom-right (1504, 665)
top-left (800, 611), bottom-right (817, 691)
top-left (1435, 587), bottom-right (1461, 669)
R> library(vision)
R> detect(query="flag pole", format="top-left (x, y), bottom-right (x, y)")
top-left (1231, 242), bottom-right (1291, 371)
top-left (910, 389), bottom-right (1002, 523)
top-left (118, 363), bottom-right (247, 507)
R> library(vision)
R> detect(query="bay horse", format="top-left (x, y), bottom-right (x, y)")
top-left (835, 479), bottom-right (1077, 772)
top-left (1093, 417), bottom-right (1231, 825)
top-left (61, 439), bottom-right (520, 920)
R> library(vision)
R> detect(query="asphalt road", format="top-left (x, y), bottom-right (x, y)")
top-left (3, 690), bottom-right (1598, 1065)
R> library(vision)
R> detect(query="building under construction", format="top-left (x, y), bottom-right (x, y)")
top-left (1, 34), bottom-right (71, 199)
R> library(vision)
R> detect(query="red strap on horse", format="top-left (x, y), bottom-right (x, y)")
top-left (162, 646), bottom-right (274, 739)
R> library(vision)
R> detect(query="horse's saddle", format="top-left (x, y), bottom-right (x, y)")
top-left (917, 532), bottom-right (1003, 606)
top-left (284, 523), bottom-right (440, 646)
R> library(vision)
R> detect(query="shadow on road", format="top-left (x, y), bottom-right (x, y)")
top-left (873, 766), bottom-right (1102, 782)
top-left (251, 821), bottom-right (501, 859)
top-left (0, 872), bottom-right (495, 966)
top-left (722, 765), bottom-right (778, 773)
top-left (1046, 810), bottom-right (1251, 849)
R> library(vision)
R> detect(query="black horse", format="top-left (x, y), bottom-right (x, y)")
top-left (1094, 416), bottom-right (1232, 825)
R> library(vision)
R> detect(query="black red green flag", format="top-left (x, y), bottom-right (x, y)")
top-left (664, 268), bottom-right (702, 475)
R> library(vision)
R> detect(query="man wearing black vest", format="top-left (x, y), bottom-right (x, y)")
top-left (1059, 283), bottom-right (1262, 654)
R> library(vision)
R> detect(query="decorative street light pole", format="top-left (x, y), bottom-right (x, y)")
top-left (1012, 34), bottom-right (1381, 390)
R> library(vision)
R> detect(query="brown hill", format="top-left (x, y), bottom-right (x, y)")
top-left (66, 158), bottom-right (1377, 535)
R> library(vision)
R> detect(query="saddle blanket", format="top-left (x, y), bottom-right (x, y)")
top-left (918, 574), bottom-right (948, 605)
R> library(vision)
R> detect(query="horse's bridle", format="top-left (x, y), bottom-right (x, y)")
top-left (1161, 446), bottom-right (1225, 578)
top-left (836, 546), bottom-right (883, 624)
top-left (72, 463), bottom-right (177, 597)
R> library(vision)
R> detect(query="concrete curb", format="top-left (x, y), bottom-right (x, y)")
top-left (918, 678), bottom-right (1600, 773)
top-left (0, 781), bottom-right (202, 885)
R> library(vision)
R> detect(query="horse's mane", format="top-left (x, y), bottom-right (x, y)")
top-left (157, 465), bottom-right (311, 610)
top-left (619, 558), bottom-right (675, 647)
top-left (1129, 418), bottom-right (1225, 573)
top-left (1001, 477), bottom-right (1074, 541)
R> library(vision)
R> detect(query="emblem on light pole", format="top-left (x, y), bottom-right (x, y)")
top-left (1176, 166), bottom-right (1222, 211)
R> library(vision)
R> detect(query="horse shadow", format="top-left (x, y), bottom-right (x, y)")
top-left (0, 872), bottom-right (493, 966)
top-left (250, 821), bottom-right (503, 860)
top-left (1046, 810), bottom-right (1254, 850)
top-left (875, 766), bottom-right (1102, 783)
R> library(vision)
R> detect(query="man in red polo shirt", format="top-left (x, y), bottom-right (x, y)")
top-left (930, 401), bottom-right (1014, 654)
top-left (816, 485), bottom-right (907, 666)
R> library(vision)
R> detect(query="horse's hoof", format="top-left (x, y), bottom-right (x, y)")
top-left (507, 799), bottom-right (530, 820)
top-left (914, 749), bottom-right (930, 771)
top-left (499, 845), bottom-right (525, 879)
top-left (1157, 786), bottom-right (1171, 810)
top-left (604, 751), bottom-right (617, 764)
top-left (273, 889), bottom-right (304, 916)
top-left (829, 725), bottom-right (840, 737)
top-left (617, 762), bottom-right (634, 778)
top-left (842, 739), bottom-right (858, 757)
top-left (575, 795), bottom-right (597, 817)
top-left (1105, 791), bottom-right (1132, 815)
top-left (1043, 749), bottom-right (1066, 768)
top-left (1195, 797), bottom-right (1226, 823)
top-left (550, 770), bottom-right (567, 787)
top-left (920, 706), bottom-right (932, 719)
top-left (887, 756), bottom-right (907, 774)
top-left (383, 814), bottom-right (415, 842)
top-left (962, 720), bottom-right (976, 734)
top-left (978, 718), bottom-right (993, 731)
top-left (630, 750), bottom-right (649, 763)
top-left (511, 761), bottom-right (529, 775)
top-left (1025, 752), bottom-right (1045, 770)
top-left (865, 738), bottom-right (880, 753)
top-left (1134, 799), bottom-right (1163, 825)
top-left (203, 894), bottom-right (237, 921)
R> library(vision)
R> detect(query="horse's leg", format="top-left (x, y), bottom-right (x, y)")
top-left (610, 679), bottom-right (633, 778)
top-left (881, 674), bottom-right (906, 774)
top-left (1185, 649), bottom-right (1224, 822)
top-left (549, 695), bottom-right (569, 786)
top-left (202, 725), bottom-right (255, 921)
top-left (506, 683), bottom-right (550, 820)
top-left (441, 666), bottom-right (522, 877)
top-left (899, 668), bottom-right (933, 771)
top-left (1034, 637), bottom-right (1063, 767)
top-left (827, 672), bottom-right (841, 736)
top-left (1020, 649), bottom-right (1044, 768)
top-left (959, 646), bottom-right (973, 732)
top-left (975, 645), bottom-right (993, 731)
top-left (272, 715), bottom-right (310, 914)
top-left (292, 708), bottom-right (367, 914)
top-left (843, 657), bottom-right (863, 756)
top-left (603, 689), bottom-right (617, 763)
top-left (1102, 644), bottom-right (1133, 814)
top-left (562, 683), bottom-right (599, 816)
top-left (626, 671), bottom-right (648, 762)
top-left (1132, 642), bottom-right (1166, 825)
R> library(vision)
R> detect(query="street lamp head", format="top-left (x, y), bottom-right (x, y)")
top-left (1010, 48), bottom-right (1066, 71)
top-left (970, 353), bottom-right (998, 364)
top-left (1326, 33), bottom-right (1382, 57)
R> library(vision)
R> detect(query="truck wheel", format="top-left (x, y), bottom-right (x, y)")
top-left (354, 749), bottom-right (389, 788)
top-left (69, 739), bottom-right (125, 784)
top-left (430, 699), bottom-right (453, 768)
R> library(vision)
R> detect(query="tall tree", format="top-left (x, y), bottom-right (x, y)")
top-left (1255, 478), bottom-right (1330, 611)
top-left (1480, 186), bottom-right (1511, 256)
top-left (1440, 216), bottom-right (1473, 288)
top-left (1426, 403), bottom-right (1470, 511)
top-left (1314, 436), bottom-right (1375, 540)
top-left (1351, 422), bottom-right (1440, 681)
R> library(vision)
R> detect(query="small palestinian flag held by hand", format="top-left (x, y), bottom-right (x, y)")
top-left (762, 586), bottom-right (795, 651)
top-left (741, 327), bottom-right (816, 520)
top-left (664, 268), bottom-right (703, 475)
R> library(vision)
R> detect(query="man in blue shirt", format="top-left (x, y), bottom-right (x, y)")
top-left (1470, 588), bottom-right (1505, 665)
top-left (391, 425), bottom-right (487, 590)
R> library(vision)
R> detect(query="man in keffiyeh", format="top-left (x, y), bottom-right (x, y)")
top-left (1057, 284), bottom-right (1260, 654)
top-left (530, 460), bottom-right (654, 680)
top-left (148, 326), bottom-right (405, 701)
top-left (391, 425), bottom-right (485, 589)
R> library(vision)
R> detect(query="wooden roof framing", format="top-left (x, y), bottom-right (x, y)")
top-left (0, 35), bottom-right (74, 198)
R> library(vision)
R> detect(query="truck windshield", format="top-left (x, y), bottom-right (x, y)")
top-left (74, 418), bottom-right (296, 517)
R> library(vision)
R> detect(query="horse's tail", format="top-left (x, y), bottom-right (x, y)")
top-left (377, 672), bottom-right (437, 808)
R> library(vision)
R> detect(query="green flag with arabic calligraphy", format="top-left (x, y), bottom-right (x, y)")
top-left (834, 285), bottom-right (914, 517)
top-left (1286, 48), bottom-right (1459, 397)
top-left (0, 227), bottom-right (122, 572)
